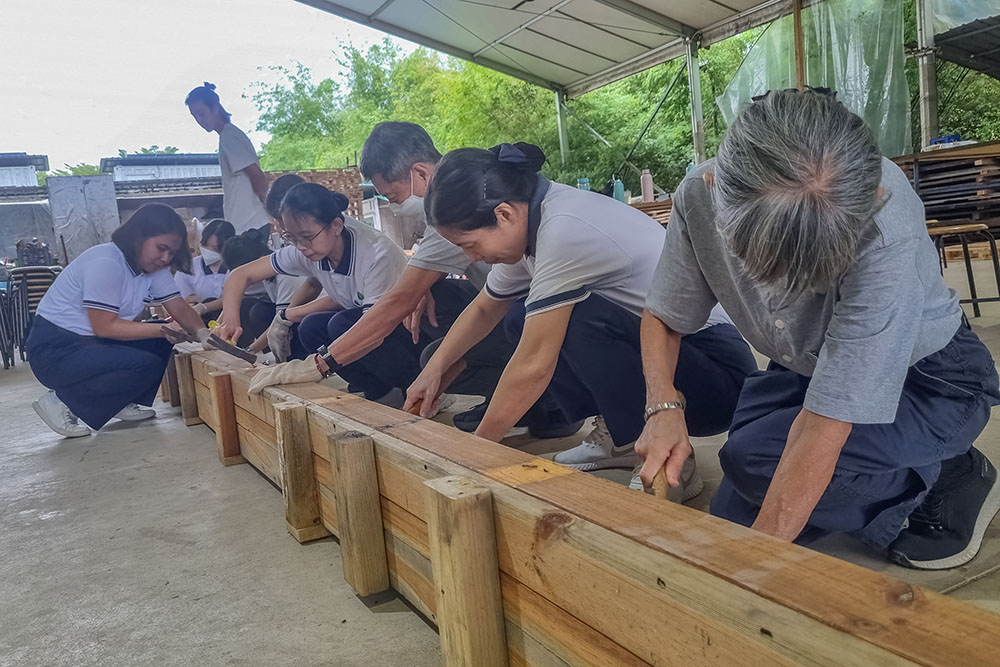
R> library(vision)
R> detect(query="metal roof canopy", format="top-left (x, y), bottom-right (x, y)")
top-left (936, 15), bottom-right (1000, 82)
top-left (297, 0), bottom-right (799, 98)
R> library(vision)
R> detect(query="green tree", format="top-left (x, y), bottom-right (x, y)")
top-left (117, 145), bottom-right (180, 157)
top-left (37, 162), bottom-right (100, 185)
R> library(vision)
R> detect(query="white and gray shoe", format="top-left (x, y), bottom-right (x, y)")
top-left (32, 390), bottom-right (91, 438)
top-left (629, 453), bottom-right (704, 503)
top-left (553, 416), bottom-right (639, 470)
top-left (115, 403), bottom-right (156, 421)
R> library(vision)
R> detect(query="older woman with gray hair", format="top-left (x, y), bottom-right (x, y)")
top-left (637, 88), bottom-right (1000, 570)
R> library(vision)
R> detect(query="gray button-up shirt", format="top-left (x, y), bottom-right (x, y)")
top-left (646, 157), bottom-right (962, 424)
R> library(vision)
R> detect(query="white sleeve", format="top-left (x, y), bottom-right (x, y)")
top-left (81, 258), bottom-right (126, 314)
top-left (220, 126), bottom-right (259, 173)
top-left (147, 268), bottom-right (182, 304)
top-left (524, 216), bottom-right (621, 317)
top-left (269, 245), bottom-right (312, 277)
top-left (484, 261), bottom-right (532, 301)
top-left (271, 275), bottom-right (306, 309)
top-left (359, 240), bottom-right (407, 307)
top-left (173, 271), bottom-right (195, 299)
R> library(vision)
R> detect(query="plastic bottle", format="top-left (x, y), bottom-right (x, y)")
top-left (612, 177), bottom-right (625, 203)
top-left (577, 177), bottom-right (590, 191)
top-left (640, 169), bottom-right (655, 202)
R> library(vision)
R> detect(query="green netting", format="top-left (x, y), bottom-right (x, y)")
top-left (931, 0), bottom-right (1000, 34)
top-left (715, 0), bottom-right (911, 157)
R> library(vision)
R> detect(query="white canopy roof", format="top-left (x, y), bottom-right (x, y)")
top-left (297, 0), bottom-right (800, 97)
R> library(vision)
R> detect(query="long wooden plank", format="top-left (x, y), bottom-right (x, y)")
top-left (281, 389), bottom-right (999, 667)
top-left (234, 404), bottom-right (277, 449)
top-left (236, 424), bottom-right (280, 487)
top-left (198, 357), bottom-right (1000, 667)
top-left (193, 382), bottom-right (217, 432)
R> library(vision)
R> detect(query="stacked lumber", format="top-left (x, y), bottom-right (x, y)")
top-left (630, 199), bottom-right (672, 225)
top-left (266, 167), bottom-right (363, 220)
top-left (893, 142), bottom-right (1000, 231)
top-left (173, 347), bottom-right (1000, 667)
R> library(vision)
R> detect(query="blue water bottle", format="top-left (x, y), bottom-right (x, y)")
top-left (612, 176), bottom-right (625, 202)
top-left (577, 177), bottom-right (590, 191)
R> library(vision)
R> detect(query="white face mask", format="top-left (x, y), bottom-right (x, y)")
top-left (386, 173), bottom-right (425, 219)
top-left (200, 247), bottom-right (223, 266)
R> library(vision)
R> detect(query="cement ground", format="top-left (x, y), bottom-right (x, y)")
top-left (3, 259), bottom-right (1000, 665)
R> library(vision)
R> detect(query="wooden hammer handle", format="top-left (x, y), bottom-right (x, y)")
top-left (651, 468), bottom-right (669, 500)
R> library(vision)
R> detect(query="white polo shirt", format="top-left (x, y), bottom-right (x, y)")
top-left (486, 177), bottom-right (732, 327)
top-left (174, 254), bottom-right (227, 302)
top-left (263, 273), bottom-right (308, 310)
top-left (270, 216), bottom-right (407, 310)
top-left (219, 123), bottom-right (271, 234)
top-left (36, 242), bottom-right (181, 336)
top-left (409, 225), bottom-right (491, 290)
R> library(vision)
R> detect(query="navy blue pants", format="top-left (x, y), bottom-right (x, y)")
top-left (298, 308), bottom-right (425, 399)
top-left (243, 297), bottom-right (275, 349)
top-left (27, 316), bottom-right (173, 430)
top-left (711, 321), bottom-right (1000, 549)
top-left (505, 294), bottom-right (758, 445)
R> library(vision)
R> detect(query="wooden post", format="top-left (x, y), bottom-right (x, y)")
top-left (174, 352), bottom-right (202, 426)
top-left (329, 430), bottom-right (390, 596)
top-left (274, 402), bottom-right (329, 543)
top-left (208, 371), bottom-right (246, 467)
top-left (793, 0), bottom-right (805, 90)
top-left (164, 351), bottom-right (181, 407)
top-left (425, 476), bottom-right (507, 667)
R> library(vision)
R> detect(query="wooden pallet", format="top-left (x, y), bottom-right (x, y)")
top-left (943, 241), bottom-right (996, 262)
top-left (266, 167), bottom-right (363, 221)
top-left (167, 347), bottom-right (1000, 667)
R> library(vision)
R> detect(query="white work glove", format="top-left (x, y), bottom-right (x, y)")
top-left (196, 327), bottom-right (213, 351)
top-left (192, 302), bottom-right (209, 315)
top-left (248, 357), bottom-right (322, 395)
top-left (266, 309), bottom-right (294, 362)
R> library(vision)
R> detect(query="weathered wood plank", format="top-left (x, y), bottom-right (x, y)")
top-left (208, 372), bottom-right (245, 466)
top-left (174, 352), bottom-right (203, 426)
top-left (330, 431), bottom-right (390, 596)
top-left (235, 424), bottom-right (280, 487)
top-left (426, 476), bottom-right (507, 667)
top-left (274, 402), bottom-right (328, 543)
top-left (193, 382), bottom-right (217, 432)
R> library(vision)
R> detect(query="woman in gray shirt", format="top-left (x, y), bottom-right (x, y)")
top-left (638, 88), bottom-right (1000, 570)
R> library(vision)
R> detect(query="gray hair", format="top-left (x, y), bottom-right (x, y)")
top-left (359, 121), bottom-right (443, 182)
top-left (714, 89), bottom-right (883, 294)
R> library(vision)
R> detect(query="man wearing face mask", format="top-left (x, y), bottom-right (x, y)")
top-left (251, 122), bottom-right (579, 436)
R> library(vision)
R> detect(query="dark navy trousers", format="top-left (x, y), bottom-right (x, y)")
top-left (297, 308), bottom-right (425, 400)
top-left (505, 294), bottom-right (758, 446)
top-left (711, 321), bottom-right (1000, 549)
top-left (27, 316), bottom-right (173, 430)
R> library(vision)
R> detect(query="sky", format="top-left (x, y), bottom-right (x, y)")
top-left (2, 0), bottom-right (411, 171)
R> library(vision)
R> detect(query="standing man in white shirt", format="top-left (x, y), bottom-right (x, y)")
top-left (185, 82), bottom-right (272, 235)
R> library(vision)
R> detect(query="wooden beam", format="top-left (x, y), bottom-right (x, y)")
top-left (164, 350), bottom-right (181, 407)
top-left (426, 476), bottom-right (507, 667)
top-left (174, 352), bottom-right (202, 426)
top-left (329, 430), bottom-right (390, 596)
top-left (275, 402), bottom-right (329, 542)
top-left (793, 0), bottom-right (805, 90)
top-left (207, 372), bottom-right (246, 466)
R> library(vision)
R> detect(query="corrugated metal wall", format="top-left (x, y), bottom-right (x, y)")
top-left (0, 166), bottom-right (39, 188)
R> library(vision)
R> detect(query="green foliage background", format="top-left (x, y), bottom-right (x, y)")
top-left (239, 2), bottom-right (1000, 195)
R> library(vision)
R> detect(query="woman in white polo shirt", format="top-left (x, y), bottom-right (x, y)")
top-left (173, 218), bottom-right (235, 320)
top-left (405, 144), bottom-right (757, 496)
top-left (28, 204), bottom-right (207, 438)
top-left (185, 83), bottom-right (271, 235)
top-left (214, 183), bottom-right (414, 406)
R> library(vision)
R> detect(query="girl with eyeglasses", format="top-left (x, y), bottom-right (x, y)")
top-left (215, 183), bottom-right (422, 408)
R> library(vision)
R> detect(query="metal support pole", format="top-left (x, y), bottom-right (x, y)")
top-left (793, 0), bottom-right (805, 90)
top-left (686, 39), bottom-right (706, 164)
top-left (916, 0), bottom-right (939, 147)
top-left (555, 90), bottom-right (571, 166)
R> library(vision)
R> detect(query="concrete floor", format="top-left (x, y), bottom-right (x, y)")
top-left (4, 258), bottom-right (1000, 665)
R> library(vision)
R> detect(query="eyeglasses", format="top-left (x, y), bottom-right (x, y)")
top-left (751, 86), bottom-right (835, 102)
top-left (280, 225), bottom-right (328, 248)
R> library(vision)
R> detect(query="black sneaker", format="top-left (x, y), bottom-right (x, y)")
top-left (888, 448), bottom-right (1000, 570)
top-left (452, 400), bottom-right (584, 439)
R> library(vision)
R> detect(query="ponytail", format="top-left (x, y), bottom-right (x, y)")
top-left (184, 82), bottom-right (231, 121)
top-left (426, 142), bottom-right (546, 232)
top-left (280, 182), bottom-right (350, 227)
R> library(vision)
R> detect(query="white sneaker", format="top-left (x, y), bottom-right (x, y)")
top-left (629, 453), bottom-right (704, 503)
top-left (32, 390), bottom-right (91, 438)
top-left (115, 403), bottom-right (156, 422)
top-left (553, 416), bottom-right (638, 471)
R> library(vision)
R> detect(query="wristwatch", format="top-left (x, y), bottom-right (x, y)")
top-left (315, 344), bottom-right (343, 379)
top-left (643, 399), bottom-right (686, 422)
top-left (277, 308), bottom-right (292, 324)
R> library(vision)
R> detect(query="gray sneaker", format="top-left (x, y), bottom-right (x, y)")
top-left (32, 390), bottom-right (91, 438)
top-left (629, 453), bottom-right (704, 503)
top-left (553, 417), bottom-right (639, 471)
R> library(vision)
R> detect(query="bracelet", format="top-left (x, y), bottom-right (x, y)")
top-left (644, 400), bottom-right (686, 422)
